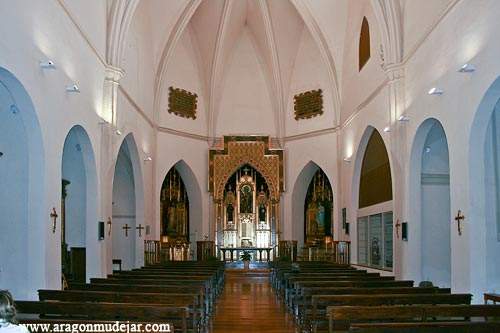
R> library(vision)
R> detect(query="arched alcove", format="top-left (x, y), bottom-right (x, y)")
top-left (359, 16), bottom-right (371, 71)
top-left (61, 125), bottom-right (98, 283)
top-left (292, 161), bottom-right (334, 247)
top-left (0, 67), bottom-right (44, 299)
top-left (410, 119), bottom-right (451, 287)
top-left (352, 128), bottom-right (393, 270)
top-left (112, 133), bottom-right (145, 270)
top-left (160, 160), bottom-right (202, 259)
top-left (469, 76), bottom-right (500, 296)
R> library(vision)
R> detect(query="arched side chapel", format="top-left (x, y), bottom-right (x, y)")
top-left (2, 0), bottom-right (500, 310)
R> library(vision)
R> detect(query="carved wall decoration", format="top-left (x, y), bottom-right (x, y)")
top-left (209, 136), bottom-right (284, 202)
top-left (294, 89), bottom-right (323, 120)
top-left (168, 86), bottom-right (197, 119)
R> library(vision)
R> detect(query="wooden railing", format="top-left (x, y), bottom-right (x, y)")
top-left (144, 240), bottom-right (161, 266)
top-left (298, 241), bottom-right (351, 264)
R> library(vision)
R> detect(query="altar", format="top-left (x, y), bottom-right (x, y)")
top-left (219, 247), bottom-right (275, 262)
top-left (209, 136), bottom-right (285, 260)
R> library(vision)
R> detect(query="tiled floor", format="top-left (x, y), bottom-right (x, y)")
top-left (210, 270), bottom-right (298, 333)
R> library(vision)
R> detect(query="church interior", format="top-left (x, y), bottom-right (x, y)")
top-left (2, 0), bottom-right (500, 332)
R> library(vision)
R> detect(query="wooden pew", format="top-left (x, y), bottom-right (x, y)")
top-left (349, 321), bottom-right (500, 333)
top-left (328, 304), bottom-right (500, 332)
top-left (16, 301), bottom-right (191, 333)
top-left (288, 280), bottom-right (415, 306)
top-left (309, 294), bottom-right (472, 333)
top-left (38, 289), bottom-right (204, 318)
top-left (293, 287), bottom-right (450, 320)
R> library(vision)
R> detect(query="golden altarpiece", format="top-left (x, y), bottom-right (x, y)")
top-left (160, 167), bottom-right (190, 261)
top-left (303, 169), bottom-right (334, 260)
top-left (209, 136), bottom-right (284, 261)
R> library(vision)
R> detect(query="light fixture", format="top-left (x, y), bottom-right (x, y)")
top-left (66, 84), bottom-right (80, 93)
top-left (398, 115), bottom-right (410, 122)
top-left (115, 129), bottom-right (122, 136)
top-left (39, 60), bottom-right (56, 69)
top-left (343, 157), bottom-right (352, 163)
top-left (428, 87), bottom-right (444, 95)
top-left (458, 63), bottom-right (475, 73)
top-left (144, 156), bottom-right (152, 162)
top-left (383, 126), bottom-right (391, 133)
top-left (424, 146), bottom-right (431, 153)
top-left (10, 105), bottom-right (19, 114)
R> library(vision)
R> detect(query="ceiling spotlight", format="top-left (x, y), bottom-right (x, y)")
top-left (10, 104), bottom-right (19, 114)
top-left (144, 156), bottom-right (152, 162)
top-left (458, 63), bottom-right (475, 73)
top-left (40, 60), bottom-right (56, 69)
top-left (398, 115), bottom-right (410, 122)
top-left (115, 129), bottom-right (122, 136)
top-left (66, 84), bottom-right (80, 93)
top-left (428, 87), bottom-right (444, 96)
top-left (383, 126), bottom-right (391, 133)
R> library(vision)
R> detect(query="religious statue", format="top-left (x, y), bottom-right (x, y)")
top-left (227, 204), bottom-right (234, 222)
top-left (240, 184), bottom-right (253, 213)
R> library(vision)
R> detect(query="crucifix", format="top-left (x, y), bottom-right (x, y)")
top-left (122, 224), bottom-right (131, 237)
top-left (50, 207), bottom-right (58, 233)
top-left (395, 219), bottom-right (401, 238)
top-left (136, 224), bottom-right (145, 237)
top-left (454, 210), bottom-right (465, 236)
top-left (107, 217), bottom-right (112, 236)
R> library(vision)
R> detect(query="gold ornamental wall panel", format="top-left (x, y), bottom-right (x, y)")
top-left (209, 136), bottom-right (284, 201)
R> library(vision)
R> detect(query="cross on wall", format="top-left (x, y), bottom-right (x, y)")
top-left (136, 224), bottom-right (145, 237)
top-left (122, 224), bottom-right (132, 237)
top-left (454, 210), bottom-right (465, 236)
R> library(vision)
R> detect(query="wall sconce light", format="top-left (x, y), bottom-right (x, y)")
top-left (428, 87), bottom-right (444, 95)
top-left (115, 129), bottom-right (122, 136)
top-left (343, 157), bottom-right (352, 163)
top-left (40, 60), bottom-right (56, 69)
top-left (66, 84), bottom-right (80, 93)
top-left (144, 156), bottom-right (152, 162)
top-left (424, 146), bottom-right (432, 153)
top-left (458, 63), bottom-right (475, 73)
top-left (383, 126), bottom-right (391, 133)
top-left (398, 115), bottom-right (410, 122)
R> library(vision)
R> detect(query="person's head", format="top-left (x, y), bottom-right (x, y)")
top-left (0, 290), bottom-right (17, 324)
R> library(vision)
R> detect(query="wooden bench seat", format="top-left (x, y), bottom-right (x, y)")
top-left (16, 301), bottom-right (192, 333)
top-left (328, 304), bottom-right (500, 332)
top-left (348, 321), bottom-right (500, 333)
top-left (292, 287), bottom-right (450, 318)
top-left (308, 294), bottom-right (472, 333)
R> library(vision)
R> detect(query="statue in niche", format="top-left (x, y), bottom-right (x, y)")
top-left (316, 203), bottom-right (325, 235)
top-left (227, 204), bottom-right (234, 222)
top-left (240, 185), bottom-right (253, 213)
top-left (167, 203), bottom-right (177, 235)
top-left (259, 205), bottom-right (266, 222)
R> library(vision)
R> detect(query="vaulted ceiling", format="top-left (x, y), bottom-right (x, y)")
top-left (111, 0), bottom-right (404, 139)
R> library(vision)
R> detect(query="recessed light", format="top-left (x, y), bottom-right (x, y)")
top-left (66, 84), bottom-right (80, 93)
top-left (458, 63), bottom-right (475, 73)
top-left (428, 87), bottom-right (444, 95)
top-left (40, 60), bottom-right (56, 69)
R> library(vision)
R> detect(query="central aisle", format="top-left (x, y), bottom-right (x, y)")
top-left (211, 269), bottom-right (298, 333)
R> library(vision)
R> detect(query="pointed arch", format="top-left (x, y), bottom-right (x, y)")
top-left (291, 161), bottom-right (334, 246)
top-left (161, 160), bottom-right (203, 247)
top-left (111, 133), bottom-right (145, 269)
top-left (359, 17), bottom-right (371, 71)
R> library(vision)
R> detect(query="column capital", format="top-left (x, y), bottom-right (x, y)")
top-left (105, 65), bottom-right (125, 83)
top-left (383, 63), bottom-right (405, 82)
